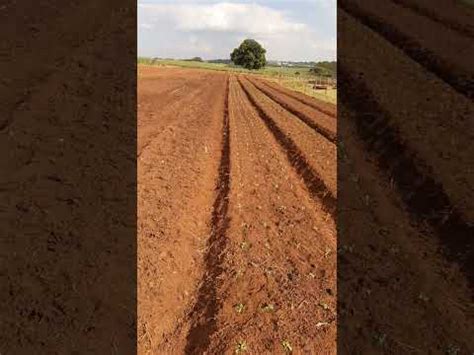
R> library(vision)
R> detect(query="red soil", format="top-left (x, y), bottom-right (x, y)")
top-left (254, 78), bottom-right (337, 118)
top-left (245, 76), bottom-right (336, 144)
top-left (138, 67), bottom-right (337, 354)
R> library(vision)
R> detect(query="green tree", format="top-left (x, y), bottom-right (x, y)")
top-left (230, 39), bottom-right (266, 70)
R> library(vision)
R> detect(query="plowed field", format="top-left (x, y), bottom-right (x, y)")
top-left (138, 67), bottom-right (337, 354)
top-left (339, 0), bottom-right (474, 353)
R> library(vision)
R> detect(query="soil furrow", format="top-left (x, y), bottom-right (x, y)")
top-left (339, 101), bottom-right (474, 353)
top-left (240, 77), bottom-right (337, 198)
top-left (390, 0), bottom-right (474, 38)
top-left (339, 65), bottom-right (474, 285)
top-left (339, 9), bottom-right (474, 221)
top-left (238, 77), bottom-right (336, 217)
top-left (184, 76), bottom-right (232, 354)
top-left (339, 0), bottom-right (474, 100)
top-left (253, 77), bottom-right (337, 118)
top-left (201, 76), bottom-right (335, 353)
top-left (138, 70), bottom-right (226, 353)
top-left (244, 78), bottom-right (337, 143)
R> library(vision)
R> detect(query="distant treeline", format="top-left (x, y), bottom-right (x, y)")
top-left (207, 59), bottom-right (233, 64)
top-left (315, 61), bottom-right (336, 73)
top-left (311, 61), bottom-right (337, 78)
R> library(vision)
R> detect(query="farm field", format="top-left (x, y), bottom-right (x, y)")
top-left (138, 59), bottom-right (337, 104)
top-left (138, 66), bottom-right (336, 353)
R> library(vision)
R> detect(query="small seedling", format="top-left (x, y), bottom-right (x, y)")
top-left (337, 244), bottom-right (354, 255)
top-left (445, 344), bottom-right (460, 355)
top-left (364, 194), bottom-right (370, 206)
top-left (241, 223), bottom-right (250, 237)
top-left (260, 303), bottom-right (275, 313)
top-left (240, 241), bottom-right (249, 250)
top-left (319, 302), bottom-right (330, 311)
top-left (282, 340), bottom-right (293, 353)
top-left (389, 246), bottom-right (400, 254)
top-left (418, 293), bottom-right (430, 302)
top-left (234, 267), bottom-right (246, 279)
top-left (235, 340), bottom-right (247, 353)
top-left (234, 303), bottom-right (245, 314)
top-left (372, 332), bottom-right (387, 347)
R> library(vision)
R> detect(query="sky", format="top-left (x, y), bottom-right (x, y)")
top-left (138, 0), bottom-right (336, 62)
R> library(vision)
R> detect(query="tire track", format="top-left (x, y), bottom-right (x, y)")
top-left (253, 77), bottom-right (337, 118)
top-left (238, 77), bottom-right (336, 217)
top-left (184, 76), bottom-right (231, 354)
top-left (339, 0), bottom-right (474, 100)
top-left (243, 78), bottom-right (337, 144)
top-left (339, 64), bottom-right (474, 286)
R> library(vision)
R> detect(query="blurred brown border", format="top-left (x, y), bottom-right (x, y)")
top-left (0, 1), bottom-right (136, 353)
top-left (338, 0), bottom-right (474, 353)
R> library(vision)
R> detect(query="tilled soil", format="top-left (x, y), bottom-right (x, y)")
top-left (138, 67), bottom-right (337, 354)
top-left (254, 78), bottom-right (337, 119)
top-left (246, 77), bottom-right (337, 144)
top-left (239, 77), bottom-right (337, 202)
top-left (138, 69), bottom-right (227, 353)
top-left (338, 1), bottom-right (474, 353)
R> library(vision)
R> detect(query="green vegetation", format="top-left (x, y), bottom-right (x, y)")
top-left (185, 57), bottom-right (203, 62)
top-left (207, 59), bottom-right (232, 64)
top-left (138, 57), bottom-right (336, 79)
top-left (138, 57), bottom-right (313, 77)
top-left (230, 39), bottom-right (267, 70)
top-left (310, 61), bottom-right (337, 78)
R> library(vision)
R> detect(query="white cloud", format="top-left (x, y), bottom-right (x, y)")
top-left (139, 2), bottom-right (307, 35)
top-left (313, 0), bottom-right (336, 8)
top-left (139, 23), bottom-right (154, 30)
top-left (138, 1), bottom-right (336, 61)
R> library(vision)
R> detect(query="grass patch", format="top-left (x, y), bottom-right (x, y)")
top-left (139, 57), bottom-right (314, 77)
top-left (265, 77), bottom-right (337, 104)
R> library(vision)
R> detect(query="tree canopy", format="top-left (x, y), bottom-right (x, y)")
top-left (230, 39), bottom-right (266, 70)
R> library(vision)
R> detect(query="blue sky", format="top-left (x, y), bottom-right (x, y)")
top-left (138, 0), bottom-right (336, 61)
